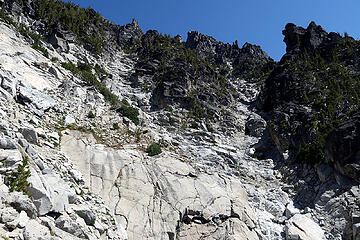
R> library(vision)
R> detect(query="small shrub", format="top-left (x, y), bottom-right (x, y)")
top-left (87, 111), bottom-right (96, 118)
top-left (61, 61), bottom-right (79, 74)
top-left (112, 122), bottom-right (119, 130)
top-left (5, 156), bottom-right (31, 196)
top-left (77, 62), bottom-right (92, 72)
top-left (206, 123), bottom-right (214, 132)
top-left (32, 44), bottom-right (49, 58)
top-left (0, 9), bottom-right (15, 26)
top-left (118, 103), bottom-right (139, 125)
top-left (94, 64), bottom-right (109, 78)
top-left (146, 143), bottom-right (162, 156)
top-left (135, 129), bottom-right (141, 142)
top-left (190, 120), bottom-right (199, 128)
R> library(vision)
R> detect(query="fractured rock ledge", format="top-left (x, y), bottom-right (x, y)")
top-left (61, 130), bottom-right (259, 240)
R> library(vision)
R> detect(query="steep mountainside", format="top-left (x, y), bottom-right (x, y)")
top-left (0, 1), bottom-right (359, 240)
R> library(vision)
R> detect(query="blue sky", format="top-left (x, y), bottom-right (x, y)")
top-left (65, 0), bottom-right (359, 60)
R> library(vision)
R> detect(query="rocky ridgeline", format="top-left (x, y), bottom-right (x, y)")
top-left (0, 1), bottom-right (358, 240)
top-left (257, 22), bottom-right (360, 239)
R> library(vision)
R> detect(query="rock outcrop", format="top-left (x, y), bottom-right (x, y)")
top-left (116, 19), bottom-right (144, 49)
top-left (325, 111), bottom-right (360, 181)
top-left (257, 21), bottom-right (360, 239)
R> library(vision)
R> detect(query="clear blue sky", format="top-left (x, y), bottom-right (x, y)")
top-left (65, 0), bottom-right (359, 60)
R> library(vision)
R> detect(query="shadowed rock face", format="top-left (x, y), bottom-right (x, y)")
top-left (282, 21), bottom-right (329, 53)
top-left (116, 19), bottom-right (144, 48)
top-left (258, 22), bottom-right (360, 164)
top-left (186, 30), bottom-right (274, 70)
top-left (131, 28), bottom-right (274, 119)
top-left (325, 111), bottom-right (360, 180)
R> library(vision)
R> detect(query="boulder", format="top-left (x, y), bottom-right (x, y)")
top-left (69, 169), bottom-right (85, 184)
top-left (49, 66), bottom-right (60, 78)
top-left (285, 214), bottom-right (325, 240)
top-left (0, 87), bottom-right (13, 101)
top-left (64, 115), bottom-right (76, 125)
top-left (23, 219), bottom-right (51, 239)
top-left (55, 215), bottom-right (84, 237)
top-left (285, 202), bottom-right (300, 219)
top-left (20, 127), bottom-right (39, 145)
top-left (72, 206), bottom-right (96, 226)
top-left (0, 149), bottom-right (22, 167)
top-left (48, 132), bottom-right (60, 142)
top-left (17, 81), bottom-right (56, 115)
top-left (0, 137), bottom-right (17, 149)
top-left (27, 167), bottom-right (75, 215)
top-left (6, 191), bottom-right (38, 219)
top-left (245, 114), bottom-right (267, 137)
top-left (0, 207), bottom-right (19, 223)
top-left (17, 210), bottom-right (29, 228)
top-left (1, 75), bottom-right (17, 97)
top-left (48, 32), bottom-right (68, 50)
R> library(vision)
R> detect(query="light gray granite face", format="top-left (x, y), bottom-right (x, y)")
top-left (0, 8), bottom-right (352, 240)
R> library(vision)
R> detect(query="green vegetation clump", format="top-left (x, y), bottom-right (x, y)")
top-left (1, 0), bottom-right (107, 55)
top-left (61, 61), bottom-right (119, 105)
top-left (127, 129), bottom-right (142, 142)
top-left (5, 156), bottom-right (31, 196)
top-left (61, 61), bottom-right (79, 74)
top-left (266, 35), bottom-right (360, 165)
top-left (19, 23), bottom-right (49, 57)
top-left (137, 32), bottom-right (237, 122)
top-left (233, 59), bottom-right (272, 81)
top-left (32, 44), bottom-right (49, 58)
top-left (0, 8), bottom-right (15, 26)
top-left (146, 142), bottom-right (162, 156)
top-left (112, 122), bottom-right (119, 130)
top-left (118, 100), bottom-right (140, 125)
top-left (33, 0), bottom-right (106, 54)
top-left (0, 10), bottom-right (49, 57)
top-left (87, 111), bottom-right (96, 118)
top-left (62, 61), bottom-right (140, 125)
top-left (94, 64), bottom-right (110, 78)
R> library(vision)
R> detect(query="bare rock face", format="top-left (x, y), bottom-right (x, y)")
top-left (17, 81), bottom-right (57, 116)
top-left (61, 130), bottom-right (259, 240)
